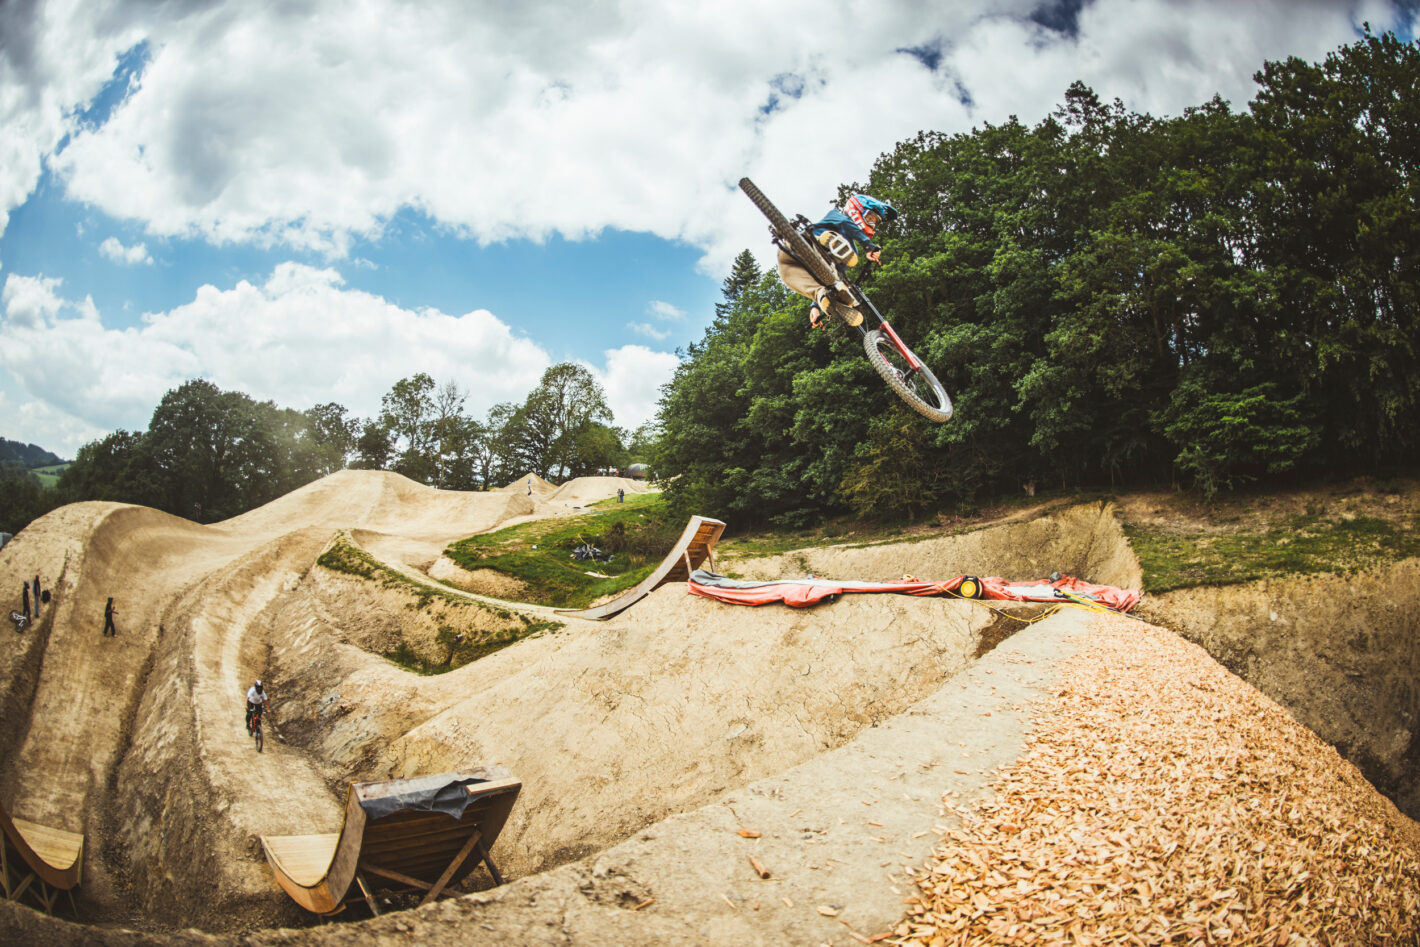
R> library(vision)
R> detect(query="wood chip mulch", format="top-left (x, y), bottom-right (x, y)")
top-left (892, 612), bottom-right (1420, 946)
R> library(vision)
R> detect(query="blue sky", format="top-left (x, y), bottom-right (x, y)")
top-left (1, 0), bottom-right (1413, 458)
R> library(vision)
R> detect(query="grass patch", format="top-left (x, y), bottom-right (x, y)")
top-left (383, 620), bottom-right (561, 675)
top-left (1126, 513), bottom-right (1420, 592)
top-left (318, 532), bottom-right (562, 673)
top-left (444, 492), bottom-right (679, 609)
top-left (31, 464), bottom-right (68, 489)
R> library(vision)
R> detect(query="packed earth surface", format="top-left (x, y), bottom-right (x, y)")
top-left (0, 471), bottom-right (1416, 945)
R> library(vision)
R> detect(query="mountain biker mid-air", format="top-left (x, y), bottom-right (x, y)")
top-left (775, 193), bottom-right (898, 330)
top-left (245, 679), bottom-right (270, 732)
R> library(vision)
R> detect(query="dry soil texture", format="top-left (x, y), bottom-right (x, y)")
top-left (0, 474), bottom-right (1415, 946)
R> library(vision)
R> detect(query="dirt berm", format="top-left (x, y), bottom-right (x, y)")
top-left (0, 475), bottom-right (1415, 943)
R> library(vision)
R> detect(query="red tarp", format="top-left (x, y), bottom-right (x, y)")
top-left (685, 570), bottom-right (1140, 612)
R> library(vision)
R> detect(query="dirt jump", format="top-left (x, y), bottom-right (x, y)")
top-left (0, 471), bottom-right (1416, 944)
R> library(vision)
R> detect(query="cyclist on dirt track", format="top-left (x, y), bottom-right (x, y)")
top-left (775, 193), bottom-right (899, 331)
top-left (245, 679), bottom-right (270, 732)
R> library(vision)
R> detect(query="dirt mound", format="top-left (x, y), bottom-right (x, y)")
top-left (497, 472), bottom-right (556, 495)
top-left (2, 478), bottom-right (1415, 944)
top-left (220, 469), bottom-right (537, 542)
top-left (546, 476), bottom-right (651, 505)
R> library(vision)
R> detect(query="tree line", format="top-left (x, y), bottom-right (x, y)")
top-left (655, 29), bottom-right (1419, 525)
top-left (2, 362), bottom-right (645, 532)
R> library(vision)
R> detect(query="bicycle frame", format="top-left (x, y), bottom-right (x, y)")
top-left (793, 219), bottom-right (925, 373)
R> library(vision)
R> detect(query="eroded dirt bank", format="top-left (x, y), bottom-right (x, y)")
top-left (1139, 558), bottom-right (1420, 820)
top-left (728, 501), bottom-right (1141, 592)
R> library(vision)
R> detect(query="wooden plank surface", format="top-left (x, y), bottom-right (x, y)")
top-left (261, 833), bottom-right (340, 888)
top-left (11, 818), bottom-right (83, 871)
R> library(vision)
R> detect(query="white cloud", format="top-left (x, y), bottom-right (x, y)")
top-left (4, 0), bottom-right (1398, 275)
top-left (99, 235), bottom-right (152, 265)
top-left (2, 273), bottom-right (68, 328)
top-left (592, 345), bottom-right (681, 431)
top-left (0, 0), bottom-right (148, 234)
top-left (0, 261), bottom-right (680, 455)
top-left (0, 387), bottom-right (108, 460)
top-left (0, 262), bottom-right (557, 451)
top-left (647, 300), bottom-right (687, 321)
top-left (627, 321), bottom-right (671, 340)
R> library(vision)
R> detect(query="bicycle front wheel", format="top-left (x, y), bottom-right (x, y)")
top-left (864, 328), bottom-right (954, 423)
top-left (254, 724), bottom-right (263, 752)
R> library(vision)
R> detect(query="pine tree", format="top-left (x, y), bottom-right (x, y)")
top-left (713, 250), bottom-right (761, 326)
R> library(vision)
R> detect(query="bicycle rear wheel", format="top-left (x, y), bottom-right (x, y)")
top-left (738, 178), bottom-right (838, 287)
top-left (864, 328), bottom-right (954, 423)
top-left (254, 721), bottom-right (263, 752)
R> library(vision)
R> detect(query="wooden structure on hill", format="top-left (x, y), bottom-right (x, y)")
top-left (261, 767), bottom-right (520, 916)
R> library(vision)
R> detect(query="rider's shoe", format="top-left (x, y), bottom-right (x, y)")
top-left (840, 303), bottom-right (863, 327)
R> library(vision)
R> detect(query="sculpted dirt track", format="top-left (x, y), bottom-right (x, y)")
top-left (0, 472), bottom-right (653, 928)
top-left (1, 473), bottom-right (1415, 945)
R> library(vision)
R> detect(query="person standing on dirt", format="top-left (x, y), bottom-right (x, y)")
top-left (20, 582), bottom-right (30, 620)
top-left (102, 596), bottom-right (117, 636)
top-left (246, 680), bottom-right (270, 732)
top-left (32, 576), bottom-right (40, 615)
top-left (775, 193), bottom-right (898, 330)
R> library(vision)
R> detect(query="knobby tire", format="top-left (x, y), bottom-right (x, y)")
top-left (254, 719), bottom-right (263, 753)
top-left (864, 329), bottom-right (954, 423)
top-left (738, 178), bottom-right (839, 288)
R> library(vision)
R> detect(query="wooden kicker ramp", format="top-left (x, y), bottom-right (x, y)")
top-left (261, 767), bottom-right (519, 916)
top-left (0, 799), bottom-right (82, 915)
top-left (556, 515), bottom-right (726, 621)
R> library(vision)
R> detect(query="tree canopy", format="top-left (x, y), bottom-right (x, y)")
top-left (656, 29), bottom-right (1420, 524)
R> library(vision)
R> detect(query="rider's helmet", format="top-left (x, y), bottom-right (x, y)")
top-left (845, 194), bottom-right (899, 237)
top-left (254, 680), bottom-right (263, 692)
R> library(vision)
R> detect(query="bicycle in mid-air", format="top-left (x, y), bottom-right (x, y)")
top-left (739, 177), bottom-right (953, 423)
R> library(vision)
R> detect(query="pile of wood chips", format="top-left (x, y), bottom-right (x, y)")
top-left (892, 612), bottom-right (1420, 946)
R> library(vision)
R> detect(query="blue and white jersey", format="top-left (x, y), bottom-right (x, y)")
top-left (809, 194), bottom-right (898, 256)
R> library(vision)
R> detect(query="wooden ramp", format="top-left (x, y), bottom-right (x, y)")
top-left (556, 515), bottom-right (727, 621)
top-left (0, 800), bottom-right (82, 915)
top-left (261, 766), bottom-right (520, 916)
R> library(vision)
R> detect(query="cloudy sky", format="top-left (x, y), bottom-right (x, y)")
top-left (1, 0), bottom-right (1414, 458)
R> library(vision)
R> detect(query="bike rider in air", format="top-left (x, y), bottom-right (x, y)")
top-left (245, 679), bottom-right (270, 732)
top-left (775, 193), bottom-right (899, 330)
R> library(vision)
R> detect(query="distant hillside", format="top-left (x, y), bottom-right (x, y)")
top-left (0, 438), bottom-right (65, 468)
